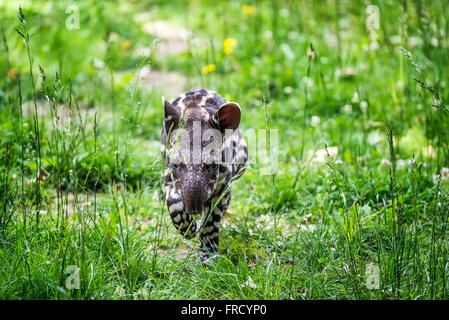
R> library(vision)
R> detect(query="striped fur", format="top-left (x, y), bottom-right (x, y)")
top-left (161, 89), bottom-right (248, 263)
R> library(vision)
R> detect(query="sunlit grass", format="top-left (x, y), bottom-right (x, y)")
top-left (0, 0), bottom-right (448, 299)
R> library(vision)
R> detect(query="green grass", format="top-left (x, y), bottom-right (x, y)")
top-left (0, 0), bottom-right (448, 299)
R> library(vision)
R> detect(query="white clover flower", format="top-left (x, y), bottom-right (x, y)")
top-left (288, 31), bottom-right (299, 41)
top-left (441, 167), bottom-right (449, 179)
top-left (300, 224), bottom-right (316, 232)
top-left (431, 37), bottom-right (438, 47)
top-left (312, 147), bottom-right (338, 163)
top-left (367, 131), bottom-right (383, 146)
top-left (284, 86), bottom-right (293, 94)
top-left (93, 58), bottom-right (105, 69)
top-left (408, 36), bottom-right (422, 48)
top-left (303, 76), bottom-right (314, 88)
top-left (381, 159), bottom-right (392, 167)
top-left (240, 276), bottom-right (257, 289)
top-left (280, 8), bottom-right (289, 17)
top-left (342, 104), bottom-right (352, 114)
top-left (369, 41), bottom-right (379, 51)
top-left (325, 33), bottom-right (338, 48)
top-left (351, 92), bottom-right (360, 104)
top-left (342, 67), bottom-right (357, 77)
top-left (320, 56), bottom-right (328, 64)
top-left (335, 159), bottom-right (343, 165)
top-left (311, 115), bottom-right (321, 127)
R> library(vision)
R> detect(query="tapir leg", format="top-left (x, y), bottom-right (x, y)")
top-left (165, 185), bottom-right (197, 239)
top-left (199, 192), bottom-right (231, 263)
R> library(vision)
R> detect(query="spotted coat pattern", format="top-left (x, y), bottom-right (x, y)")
top-left (161, 89), bottom-right (248, 262)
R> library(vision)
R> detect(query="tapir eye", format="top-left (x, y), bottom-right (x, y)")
top-left (210, 162), bottom-right (219, 172)
top-left (171, 162), bottom-right (178, 170)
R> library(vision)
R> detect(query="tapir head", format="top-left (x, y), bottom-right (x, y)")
top-left (163, 97), bottom-right (241, 214)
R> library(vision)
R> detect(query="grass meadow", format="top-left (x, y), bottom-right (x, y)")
top-left (0, 0), bottom-right (448, 299)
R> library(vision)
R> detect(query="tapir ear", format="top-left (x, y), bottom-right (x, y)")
top-left (212, 102), bottom-right (241, 132)
top-left (163, 96), bottom-right (180, 134)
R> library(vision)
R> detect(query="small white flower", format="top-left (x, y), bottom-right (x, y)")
top-left (300, 224), bottom-right (316, 232)
top-left (408, 36), bottom-right (422, 48)
top-left (92, 58), bottom-right (105, 69)
top-left (368, 131), bottom-right (383, 146)
top-left (284, 86), bottom-right (293, 94)
top-left (264, 30), bottom-right (273, 39)
top-left (325, 33), bottom-right (338, 48)
top-left (342, 67), bottom-right (357, 77)
top-left (431, 37), bottom-right (438, 47)
top-left (342, 104), bottom-right (352, 114)
top-left (311, 116), bottom-right (321, 127)
top-left (240, 276), bottom-right (257, 289)
top-left (365, 263), bottom-right (380, 289)
top-left (441, 167), bottom-right (449, 179)
top-left (303, 77), bottom-right (314, 88)
top-left (288, 31), bottom-right (299, 41)
top-left (335, 159), bottom-right (343, 165)
top-left (369, 41), bottom-right (379, 51)
top-left (108, 32), bottom-right (120, 42)
top-left (306, 46), bottom-right (315, 60)
top-left (280, 8), bottom-right (289, 17)
top-left (139, 66), bottom-right (151, 78)
top-left (312, 147), bottom-right (338, 163)
top-left (351, 92), bottom-right (360, 104)
top-left (381, 159), bottom-right (392, 167)
top-left (139, 47), bottom-right (151, 57)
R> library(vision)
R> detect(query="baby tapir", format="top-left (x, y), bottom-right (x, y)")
top-left (161, 89), bottom-right (248, 263)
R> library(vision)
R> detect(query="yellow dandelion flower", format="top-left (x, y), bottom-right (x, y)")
top-left (223, 38), bottom-right (237, 48)
top-left (201, 64), bottom-right (216, 74)
top-left (224, 47), bottom-right (233, 55)
top-left (242, 4), bottom-right (256, 16)
top-left (120, 39), bottom-right (132, 50)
